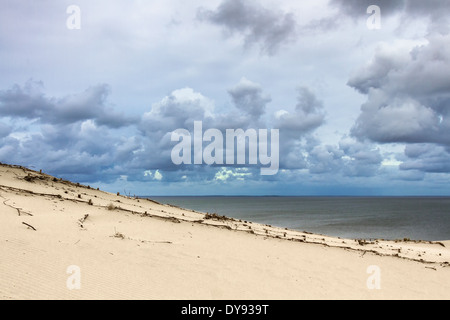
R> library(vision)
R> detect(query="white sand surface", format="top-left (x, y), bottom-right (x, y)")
top-left (1, 164), bottom-right (449, 300)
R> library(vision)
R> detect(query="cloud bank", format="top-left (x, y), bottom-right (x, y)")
top-left (0, 78), bottom-right (384, 187)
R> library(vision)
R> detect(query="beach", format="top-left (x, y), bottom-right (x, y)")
top-left (1, 163), bottom-right (449, 300)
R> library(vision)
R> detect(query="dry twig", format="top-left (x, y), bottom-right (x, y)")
top-left (22, 222), bottom-right (36, 231)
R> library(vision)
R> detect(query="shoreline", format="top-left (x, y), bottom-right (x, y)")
top-left (1, 163), bottom-right (449, 299)
top-left (151, 195), bottom-right (450, 243)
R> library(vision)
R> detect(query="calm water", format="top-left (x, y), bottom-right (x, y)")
top-left (150, 196), bottom-right (450, 241)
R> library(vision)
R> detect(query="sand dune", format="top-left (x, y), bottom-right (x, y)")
top-left (0, 163), bottom-right (449, 300)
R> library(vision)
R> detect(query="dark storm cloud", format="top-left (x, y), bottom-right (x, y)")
top-left (198, 0), bottom-right (297, 54)
top-left (351, 92), bottom-right (445, 144)
top-left (0, 122), bottom-right (11, 138)
top-left (346, 47), bottom-right (406, 95)
top-left (0, 81), bottom-right (142, 182)
top-left (400, 144), bottom-right (450, 173)
top-left (404, 0), bottom-right (450, 34)
top-left (0, 80), bottom-right (138, 128)
top-left (349, 34), bottom-right (450, 146)
top-left (274, 87), bottom-right (325, 135)
top-left (405, 0), bottom-right (450, 17)
top-left (339, 139), bottom-right (382, 177)
top-left (273, 87), bottom-right (326, 170)
top-left (0, 81), bottom-right (53, 119)
top-left (349, 35), bottom-right (450, 98)
top-left (0, 136), bottom-right (18, 161)
top-left (330, 0), bottom-right (404, 17)
top-left (0, 123), bottom-right (119, 183)
top-left (393, 169), bottom-right (425, 182)
top-left (307, 144), bottom-right (344, 174)
top-left (228, 78), bottom-right (271, 121)
top-left (303, 0), bottom-right (404, 33)
top-left (322, 0), bottom-right (450, 34)
top-left (307, 138), bottom-right (382, 177)
top-left (331, 0), bottom-right (450, 20)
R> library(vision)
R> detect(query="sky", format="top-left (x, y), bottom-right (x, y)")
top-left (1, 0), bottom-right (450, 196)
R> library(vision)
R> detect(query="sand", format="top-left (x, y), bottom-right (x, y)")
top-left (0, 163), bottom-right (449, 300)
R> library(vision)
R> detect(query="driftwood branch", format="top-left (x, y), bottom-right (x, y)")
top-left (22, 222), bottom-right (36, 231)
top-left (78, 214), bottom-right (89, 228)
top-left (147, 241), bottom-right (172, 244)
top-left (2, 199), bottom-right (33, 216)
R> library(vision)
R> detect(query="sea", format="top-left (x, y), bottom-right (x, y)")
top-left (149, 196), bottom-right (450, 241)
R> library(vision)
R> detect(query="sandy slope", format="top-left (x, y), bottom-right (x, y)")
top-left (0, 163), bottom-right (449, 300)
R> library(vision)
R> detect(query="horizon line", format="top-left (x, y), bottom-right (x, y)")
top-left (142, 194), bottom-right (450, 198)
